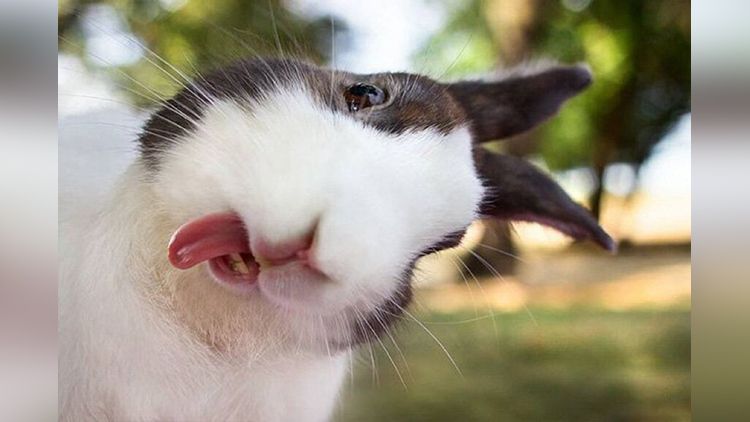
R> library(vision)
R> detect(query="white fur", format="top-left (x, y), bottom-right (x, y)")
top-left (59, 87), bottom-right (483, 421)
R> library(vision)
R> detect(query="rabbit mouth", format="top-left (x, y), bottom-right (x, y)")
top-left (168, 212), bottom-right (260, 288)
top-left (167, 212), bottom-right (322, 290)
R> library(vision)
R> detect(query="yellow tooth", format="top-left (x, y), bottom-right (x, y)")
top-left (228, 253), bottom-right (250, 275)
top-left (255, 256), bottom-right (271, 271)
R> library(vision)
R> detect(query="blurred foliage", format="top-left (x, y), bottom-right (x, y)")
top-left (340, 309), bottom-right (691, 422)
top-left (413, 0), bottom-right (499, 78)
top-left (537, 1), bottom-right (690, 174)
top-left (420, 0), bottom-right (690, 182)
top-left (58, 0), bottom-right (337, 106)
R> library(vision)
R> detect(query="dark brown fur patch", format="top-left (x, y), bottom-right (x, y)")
top-left (346, 266), bottom-right (414, 347)
top-left (444, 65), bottom-right (592, 142)
top-left (475, 148), bottom-right (614, 251)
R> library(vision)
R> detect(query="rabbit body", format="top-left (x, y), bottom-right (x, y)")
top-left (59, 58), bottom-right (610, 421)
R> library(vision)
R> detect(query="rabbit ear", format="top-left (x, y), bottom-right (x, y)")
top-left (476, 148), bottom-right (615, 251)
top-left (445, 63), bottom-right (592, 142)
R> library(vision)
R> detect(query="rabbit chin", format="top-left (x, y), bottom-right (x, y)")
top-left (257, 262), bottom-right (342, 311)
top-left (258, 262), bottom-right (402, 320)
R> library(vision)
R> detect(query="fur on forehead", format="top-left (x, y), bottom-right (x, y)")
top-left (138, 58), bottom-right (468, 168)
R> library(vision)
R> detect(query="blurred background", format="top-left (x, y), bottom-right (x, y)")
top-left (56, 0), bottom-right (691, 420)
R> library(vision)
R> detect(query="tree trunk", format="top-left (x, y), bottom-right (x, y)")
top-left (459, 0), bottom-right (544, 281)
top-left (590, 140), bottom-right (612, 221)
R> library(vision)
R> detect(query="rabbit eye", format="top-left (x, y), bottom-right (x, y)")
top-left (344, 83), bottom-right (387, 112)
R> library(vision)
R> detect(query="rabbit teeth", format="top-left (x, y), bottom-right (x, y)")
top-left (228, 253), bottom-right (250, 275)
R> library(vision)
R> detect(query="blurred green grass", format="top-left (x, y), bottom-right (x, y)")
top-left (338, 309), bottom-right (690, 422)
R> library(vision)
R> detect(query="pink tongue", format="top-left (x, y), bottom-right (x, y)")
top-left (168, 212), bottom-right (250, 270)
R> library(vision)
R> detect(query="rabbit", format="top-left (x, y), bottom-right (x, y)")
top-left (59, 57), bottom-right (614, 422)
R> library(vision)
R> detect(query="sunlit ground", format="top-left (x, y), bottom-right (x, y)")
top-left (338, 308), bottom-right (690, 422)
top-left (337, 193), bottom-right (691, 422)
